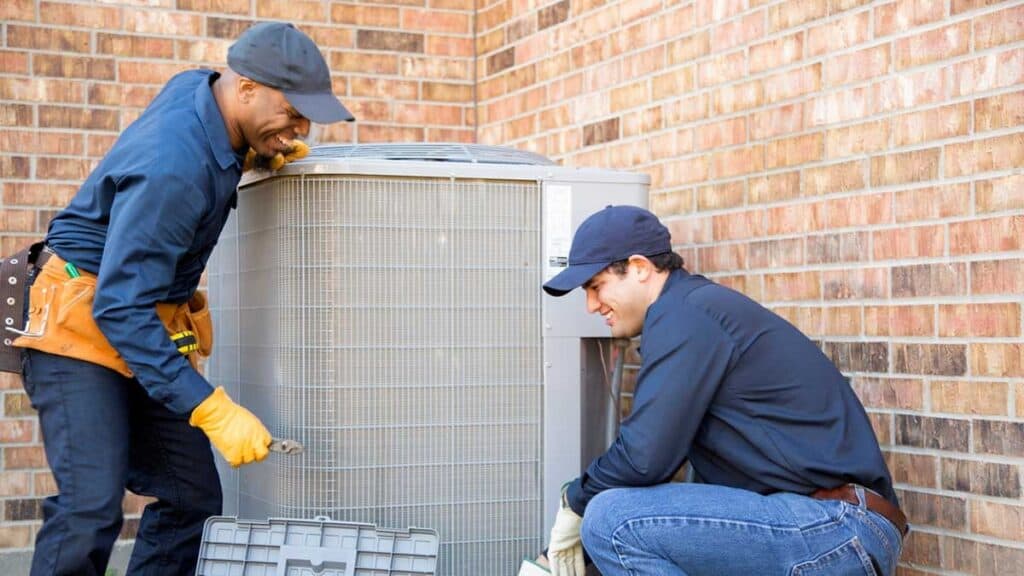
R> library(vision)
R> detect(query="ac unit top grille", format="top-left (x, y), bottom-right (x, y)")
top-left (305, 143), bottom-right (556, 165)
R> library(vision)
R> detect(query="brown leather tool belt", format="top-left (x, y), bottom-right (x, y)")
top-left (811, 483), bottom-right (908, 537)
top-left (0, 243), bottom-right (43, 373)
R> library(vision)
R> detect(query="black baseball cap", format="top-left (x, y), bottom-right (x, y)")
top-left (543, 205), bottom-right (672, 297)
top-left (228, 22), bottom-right (354, 124)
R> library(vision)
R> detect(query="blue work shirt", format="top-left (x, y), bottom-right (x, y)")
top-left (566, 269), bottom-right (897, 515)
top-left (46, 69), bottom-right (243, 414)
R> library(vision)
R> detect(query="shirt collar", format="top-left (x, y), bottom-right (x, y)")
top-left (194, 71), bottom-right (241, 171)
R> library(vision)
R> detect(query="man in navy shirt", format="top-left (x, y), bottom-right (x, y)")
top-left (535, 206), bottom-right (905, 576)
top-left (13, 22), bottom-right (352, 575)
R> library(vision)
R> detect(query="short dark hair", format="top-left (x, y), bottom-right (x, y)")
top-left (606, 251), bottom-right (685, 276)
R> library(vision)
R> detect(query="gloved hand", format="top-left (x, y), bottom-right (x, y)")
top-left (547, 490), bottom-right (584, 576)
top-left (189, 386), bottom-right (272, 467)
top-left (243, 139), bottom-right (309, 172)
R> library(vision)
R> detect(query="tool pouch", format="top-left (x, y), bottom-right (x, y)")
top-left (12, 253), bottom-right (213, 375)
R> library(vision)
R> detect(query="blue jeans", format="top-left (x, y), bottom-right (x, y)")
top-left (580, 483), bottom-right (903, 576)
top-left (21, 349), bottom-right (222, 575)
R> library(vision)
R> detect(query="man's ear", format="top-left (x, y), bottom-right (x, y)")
top-left (627, 254), bottom-right (654, 281)
top-left (237, 76), bottom-right (257, 104)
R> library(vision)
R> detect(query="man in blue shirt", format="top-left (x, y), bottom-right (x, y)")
top-left (534, 206), bottom-right (905, 576)
top-left (13, 22), bottom-right (352, 575)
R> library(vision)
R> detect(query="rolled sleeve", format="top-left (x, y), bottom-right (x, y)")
top-left (92, 171), bottom-right (213, 413)
top-left (567, 303), bottom-right (735, 515)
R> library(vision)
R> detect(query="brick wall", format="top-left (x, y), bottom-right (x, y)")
top-left (0, 0), bottom-right (474, 559)
top-left (476, 0), bottom-right (1024, 573)
top-left (2, 0), bottom-right (1023, 572)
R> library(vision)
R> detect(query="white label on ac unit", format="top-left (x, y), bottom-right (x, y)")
top-left (544, 184), bottom-right (572, 281)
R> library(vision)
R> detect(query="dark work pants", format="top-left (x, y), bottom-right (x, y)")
top-left (21, 349), bottom-right (222, 575)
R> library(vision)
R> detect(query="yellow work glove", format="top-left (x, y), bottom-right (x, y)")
top-left (242, 139), bottom-right (309, 172)
top-left (547, 489), bottom-right (585, 576)
top-left (189, 387), bottom-right (272, 467)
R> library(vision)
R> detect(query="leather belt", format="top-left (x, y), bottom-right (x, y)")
top-left (35, 247), bottom-right (55, 270)
top-left (812, 484), bottom-right (908, 537)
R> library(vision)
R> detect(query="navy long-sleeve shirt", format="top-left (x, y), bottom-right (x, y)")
top-left (566, 269), bottom-right (897, 515)
top-left (46, 69), bottom-right (243, 414)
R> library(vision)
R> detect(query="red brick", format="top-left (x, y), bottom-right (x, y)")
top-left (896, 414), bottom-right (970, 451)
top-left (975, 4), bottom-right (1024, 50)
top-left (0, 77), bottom-right (86, 104)
top-left (253, 0), bottom-right (326, 22)
top-left (750, 32), bottom-right (804, 74)
top-left (178, 0), bottom-right (249, 14)
top-left (826, 120), bottom-right (890, 158)
top-left (976, 174), bottom-right (1024, 213)
top-left (403, 8), bottom-right (471, 34)
top-left (893, 263), bottom-right (967, 297)
top-left (652, 67), bottom-right (696, 101)
top-left (712, 209), bottom-right (766, 241)
top-left (826, 193), bottom-right (891, 228)
top-left (895, 21), bottom-right (971, 70)
top-left (802, 161), bottom-right (864, 196)
top-left (177, 39), bottom-right (231, 63)
top-left (894, 184), bottom-right (969, 222)
top-left (748, 238), bottom-right (804, 269)
top-left (0, 472), bottom-right (31, 498)
top-left (764, 271), bottom-right (822, 302)
top-left (870, 148), bottom-right (939, 186)
top-left (0, 525), bottom-right (33, 548)
top-left (332, 52), bottom-right (399, 75)
top-left (933, 381), bottom-right (1009, 416)
top-left (698, 50), bottom-right (746, 86)
top-left (0, 156), bottom-right (30, 179)
top-left (886, 452), bottom-right (937, 487)
top-left (826, 45), bottom-right (890, 87)
top-left (823, 268), bottom-right (888, 300)
top-left (695, 181), bottom-right (744, 212)
top-left (901, 531), bottom-right (940, 567)
top-left (971, 259), bottom-right (1024, 295)
top-left (666, 216), bottom-right (712, 245)
top-left (699, 243), bottom-right (747, 273)
top-left (975, 90), bottom-right (1024, 133)
top-left (765, 133), bottom-right (822, 169)
top-left (98, 34), bottom-right (176, 59)
top-left (696, 118), bottom-right (745, 151)
top-left (951, 48), bottom-right (1024, 97)
top-left (7, 25), bottom-right (91, 52)
top-left (0, 420), bottom-right (33, 443)
top-left (807, 11), bottom-right (870, 56)
top-left (0, 105), bottom-right (33, 128)
top-left (764, 65), bottom-right (821, 105)
top-left (3, 183), bottom-right (77, 207)
top-left (823, 305), bottom-right (862, 335)
top-left (3, 446), bottom-right (47, 469)
top-left (650, 189), bottom-right (694, 217)
top-left (768, 0), bottom-right (828, 33)
top-left (947, 133), bottom-right (1024, 177)
top-left (952, 0), bottom-right (1012, 14)
top-left (903, 490), bottom-right (968, 530)
top-left (747, 171), bottom-right (799, 204)
top-left (872, 225), bottom-right (944, 260)
top-left (872, 68), bottom-right (947, 113)
top-left (712, 80), bottom-right (763, 115)
top-left (950, 215), bottom-right (1023, 256)
top-left (649, 129), bottom-right (694, 161)
top-left (865, 305), bottom-right (934, 336)
top-left (875, 0), bottom-right (945, 37)
top-left (37, 157), bottom-right (94, 181)
top-left (894, 103), bottom-right (970, 147)
top-left (40, 1), bottom-right (122, 28)
top-left (0, 51), bottom-right (29, 75)
top-left (942, 456), bottom-right (1020, 497)
top-left (751, 103), bottom-right (804, 140)
top-left (854, 376), bottom-right (924, 409)
top-left (39, 106), bottom-right (118, 131)
top-left (765, 202), bottom-right (826, 235)
top-left (661, 156), bottom-right (710, 187)
top-left (621, 106), bottom-right (663, 138)
top-left (331, 3), bottom-right (399, 27)
top-left (772, 306), bottom-right (822, 336)
top-left (426, 35), bottom-right (473, 57)
top-left (711, 12), bottom-right (766, 53)
top-left (972, 501), bottom-right (1024, 541)
top-left (972, 344), bottom-right (1024, 378)
top-left (34, 55), bottom-right (116, 81)
top-left (710, 145), bottom-right (765, 179)
top-left (118, 61), bottom-right (195, 85)
top-left (817, 86), bottom-right (879, 127)
top-left (806, 231), bottom-right (868, 264)
top-left (668, 31), bottom-right (710, 66)
top-left (695, 0), bottom-right (745, 25)
top-left (0, 0), bottom-right (35, 21)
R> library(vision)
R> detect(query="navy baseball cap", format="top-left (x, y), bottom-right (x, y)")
top-left (543, 205), bottom-right (672, 297)
top-left (228, 22), bottom-right (354, 124)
